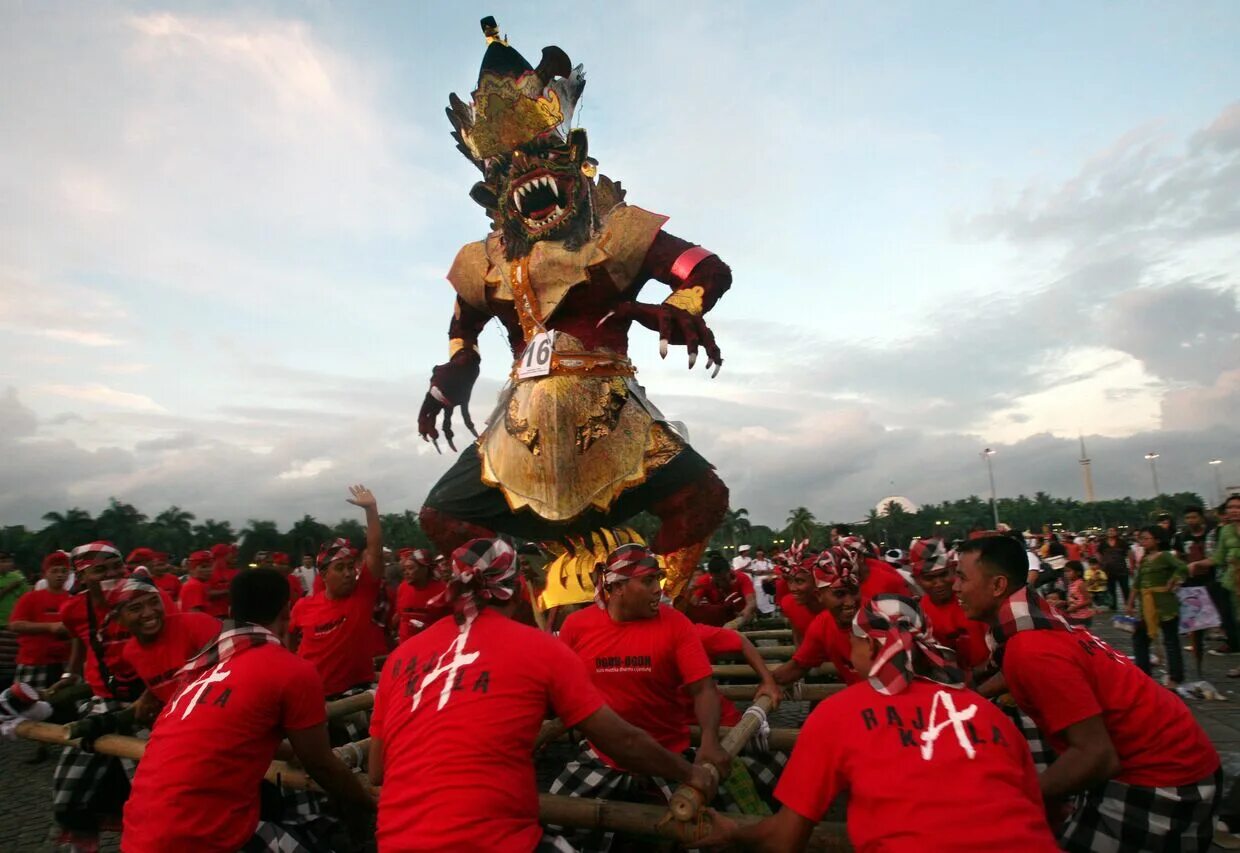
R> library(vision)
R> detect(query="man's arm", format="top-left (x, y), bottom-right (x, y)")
top-left (9, 620), bottom-right (67, 636)
top-left (346, 485), bottom-right (383, 582)
top-left (575, 706), bottom-right (712, 790)
top-left (686, 675), bottom-right (730, 778)
top-left (732, 634), bottom-right (781, 708)
top-left (287, 723), bottom-right (376, 811)
top-left (770, 659), bottom-right (808, 687)
top-left (700, 806), bottom-right (816, 853)
top-left (1037, 715), bottom-right (1120, 799)
top-left (45, 637), bottom-right (85, 695)
top-left (367, 733), bottom-right (386, 786)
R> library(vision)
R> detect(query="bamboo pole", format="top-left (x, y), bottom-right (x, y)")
top-left (717, 644), bottom-right (795, 659)
top-left (690, 725), bottom-right (799, 752)
top-left (712, 662), bottom-right (836, 679)
top-left (326, 690), bottom-right (375, 718)
top-left (719, 683), bottom-right (842, 701)
top-left (667, 695), bottom-right (774, 821)
top-left (741, 629), bottom-right (794, 640)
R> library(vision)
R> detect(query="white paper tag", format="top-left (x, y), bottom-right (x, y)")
top-left (516, 330), bottom-right (556, 379)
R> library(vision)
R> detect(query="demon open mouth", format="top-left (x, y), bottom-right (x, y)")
top-left (509, 168), bottom-right (574, 234)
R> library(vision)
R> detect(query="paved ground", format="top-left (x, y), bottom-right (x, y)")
top-left (2, 617), bottom-right (1236, 851)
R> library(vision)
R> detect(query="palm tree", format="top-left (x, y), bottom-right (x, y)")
top-left (785, 507), bottom-right (817, 543)
top-left (239, 519), bottom-right (285, 561)
top-left (288, 515), bottom-right (332, 563)
top-left (149, 506), bottom-right (196, 557)
top-left (717, 507), bottom-right (751, 551)
top-left (192, 519), bottom-right (236, 549)
top-left (96, 498), bottom-right (148, 553)
top-left (40, 508), bottom-right (97, 550)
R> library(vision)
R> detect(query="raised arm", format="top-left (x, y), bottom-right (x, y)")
top-left (346, 485), bottom-right (383, 582)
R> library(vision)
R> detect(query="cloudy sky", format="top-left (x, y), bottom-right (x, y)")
top-left (3, 0), bottom-right (1239, 530)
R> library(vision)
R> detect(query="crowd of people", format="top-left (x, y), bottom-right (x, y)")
top-left (0, 488), bottom-right (1234, 852)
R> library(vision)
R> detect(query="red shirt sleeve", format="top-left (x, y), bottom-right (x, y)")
top-left (793, 613), bottom-right (830, 669)
top-left (670, 611), bottom-right (713, 685)
top-left (282, 659), bottom-right (329, 732)
top-left (695, 624), bottom-right (743, 657)
top-left (557, 613), bottom-right (580, 651)
top-left (545, 639), bottom-right (605, 728)
top-left (185, 612), bottom-right (222, 647)
top-left (1004, 634), bottom-right (1102, 737)
top-left (735, 572), bottom-right (754, 597)
top-left (774, 695), bottom-right (847, 820)
top-left (11, 591), bottom-right (37, 622)
top-left (179, 581), bottom-right (208, 613)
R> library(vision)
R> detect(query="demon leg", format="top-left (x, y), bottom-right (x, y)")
top-left (418, 506), bottom-right (496, 559)
top-left (650, 469), bottom-right (729, 604)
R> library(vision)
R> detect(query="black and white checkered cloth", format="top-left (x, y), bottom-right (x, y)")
top-left (548, 744), bottom-right (737, 852)
top-left (736, 748), bottom-right (789, 804)
top-left (51, 697), bottom-right (146, 831)
top-left (15, 662), bottom-right (63, 692)
top-left (1059, 768), bottom-right (1221, 852)
top-left (993, 697), bottom-right (1056, 774)
top-left (241, 819), bottom-right (319, 853)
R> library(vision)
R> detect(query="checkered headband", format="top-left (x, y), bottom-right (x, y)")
top-left (70, 541), bottom-right (122, 570)
top-left (811, 546), bottom-right (860, 590)
top-left (853, 594), bottom-right (964, 696)
top-left (439, 538), bottom-right (518, 628)
top-left (594, 543), bottom-right (661, 607)
top-left (399, 548), bottom-right (433, 567)
top-left (838, 535), bottom-right (871, 558)
top-left (316, 538), bottom-right (359, 571)
top-left (908, 538), bottom-right (957, 577)
top-left (176, 621), bottom-right (282, 687)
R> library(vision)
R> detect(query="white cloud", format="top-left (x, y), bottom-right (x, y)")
top-left (37, 384), bottom-right (166, 413)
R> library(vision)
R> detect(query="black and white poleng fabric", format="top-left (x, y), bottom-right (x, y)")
top-left (1059, 768), bottom-right (1221, 853)
top-left (51, 698), bottom-right (144, 828)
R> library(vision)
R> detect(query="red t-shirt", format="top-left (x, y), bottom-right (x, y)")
top-left (1003, 629), bottom-right (1220, 787)
top-left (11, 589), bottom-right (71, 665)
top-left (774, 576), bottom-right (789, 603)
top-left (122, 643), bottom-right (325, 853)
top-left (151, 573), bottom-right (182, 601)
top-left (122, 611), bottom-right (221, 703)
top-left (777, 680), bottom-right (1057, 852)
top-left (206, 565), bottom-right (238, 619)
top-left (178, 578), bottom-right (210, 613)
top-left (792, 611), bottom-right (863, 685)
top-left (60, 593), bottom-right (138, 699)
top-left (371, 609), bottom-right (604, 853)
top-left (690, 624), bottom-right (742, 726)
top-left (558, 604), bottom-right (713, 765)
top-left (286, 574), bottom-right (304, 603)
top-left (860, 559), bottom-right (910, 603)
top-left (289, 567), bottom-right (381, 696)
top-left (921, 598), bottom-right (990, 671)
top-left (394, 579), bottom-right (451, 642)
top-left (691, 572), bottom-right (754, 609)
top-left (780, 594), bottom-right (821, 640)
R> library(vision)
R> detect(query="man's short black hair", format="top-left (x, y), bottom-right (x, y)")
top-left (707, 554), bottom-right (730, 573)
top-left (956, 535), bottom-right (1028, 590)
top-left (1141, 525), bottom-right (1172, 551)
top-left (230, 568), bottom-right (290, 625)
top-left (1182, 505), bottom-right (1205, 517)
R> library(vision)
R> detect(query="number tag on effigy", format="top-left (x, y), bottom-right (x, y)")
top-left (517, 330), bottom-right (556, 379)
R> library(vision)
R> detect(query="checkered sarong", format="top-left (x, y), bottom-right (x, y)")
top-left (241, 819), bottom-right (319, 853)
top-left (1060, 768), bottom-right (1221, 852)
top-left (15, 662), bottom-right (63, 692)
top-left (993, 697), bottom-right (1056, 774)
top-left (736, 749), bottom-right (789, 805)
top-left (548, 745), bottom-right (737, 852)
top-left (52, 697), bottom-right (145, 830)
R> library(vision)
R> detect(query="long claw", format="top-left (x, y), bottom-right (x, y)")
top-left (659, 338), bottom-right (668, 359)
top-left (596, 311), bottom-right (616, 329)
top-left (711, 362), bottom-right (721, 378)
top-left (431, 437), bottom-right (442, 454)
top-left (688, 350), bottom-right (698, 370)
top-left (463, 410), bottom-right (479, 438)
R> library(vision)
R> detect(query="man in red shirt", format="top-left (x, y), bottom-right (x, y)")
top-left (47, 541), bottom-right (147, 851)
top-left (205, 542), bottom-right (239, 618)
top-left (702, 594), bottom-right (1058, 852)
top-left (773, 548), bottom-right (865, 688)
top-left (123, 568), bottom-right (374, 853)
top-left (907, 538), bottom-right (989, 674)
top-left (551, 543), bottom-right (731, 841)
top-left (178, 550), bottom-right (213, 613)
top-left (146, 551), bottom-right (182, 601)
top-left (370, 538), bottom-right (712, 852)
top-left (9, 551), bottom-right (73, 691)
top-left (290, 485), bottom-right (384, 745)
top-left (955, 535), bottom-right (1222, 851)
top-left (271, 551), bottom-right (304, 603)
top-left (392, 547), bottom-right (450, 642)
top-left (110, 576), bottom-right (220, 719)
top-left (688, 552), bottom-right (756, 627)
top-left (776, 554), bottom-right (826, 645)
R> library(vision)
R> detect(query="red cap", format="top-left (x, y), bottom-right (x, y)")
top-left (188, 550), bottom-right (213, 567)
top-left (42, 551), bottom-right (72, 572)
top-left (127, 547), bottom-right (157, 565)
top-left (272, 552), bottom-right (290, 566)
top-left (209, 543), bottom-right (237, 559)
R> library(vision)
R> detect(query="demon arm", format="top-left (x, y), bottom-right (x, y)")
top-left (600, 230), bottom-right (732, 375)
top-left (418, 295), bottom-right (489, 453)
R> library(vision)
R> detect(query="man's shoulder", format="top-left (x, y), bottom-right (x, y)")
top-left (1004, 628), bottom-right (1077, 664)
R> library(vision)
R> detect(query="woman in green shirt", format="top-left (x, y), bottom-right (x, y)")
top-left (1127, 525), bottom-right (1188, 686)
top-left (1189, 493), bottom-right (1240, 675)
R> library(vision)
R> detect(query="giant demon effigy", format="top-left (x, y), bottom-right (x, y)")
top-left (417, 18), bottom-right (732, 605)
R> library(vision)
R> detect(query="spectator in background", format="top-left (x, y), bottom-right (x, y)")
top-left (1189, 494), bottom-right (1240, 674)
top-left (1083, 558), bottom-right (1108, 608)
top-left (1127, 526), bottom-right (1189, 687)
top-left (293, 554), bottom-right (317, 596)
top-left (1060, 561), bottom-right (1096, 627)
top-left (688, 553), bottom-right (756, 628)
top-left (177, 551), bottom-right (214, 614)
top-left (1176, 504), bottom-right (1238, 657)
top-left (1097, 527), bottom-right (1130, 610)
top-left (0, 550), bottom-right (31, 684)
top-left (9, 552), bottom-right (72, 693)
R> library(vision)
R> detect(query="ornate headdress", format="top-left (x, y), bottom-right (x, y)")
top-left (447, 17), bottom-right (586, 166)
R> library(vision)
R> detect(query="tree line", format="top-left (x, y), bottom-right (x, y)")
top-left (0, 489), bottom-right (1210, 575)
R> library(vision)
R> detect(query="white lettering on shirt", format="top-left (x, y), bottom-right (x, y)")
top-left (411, 621), bottom-right (479, 713)
top-left (920, 689), bottom-right (979, 761)
top-left (165, 663), bottom-right (230, 721)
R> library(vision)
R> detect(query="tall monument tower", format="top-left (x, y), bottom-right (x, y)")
top-left (1079, 434), bottom-right (1096, 503)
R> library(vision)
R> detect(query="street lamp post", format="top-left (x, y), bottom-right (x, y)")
top-left (1211, 460), bottom-right (1224, 504)
top-left (1144, 452), bottom-right (1160, 497)
top-left (981, 448), bottom-right (999, 529)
